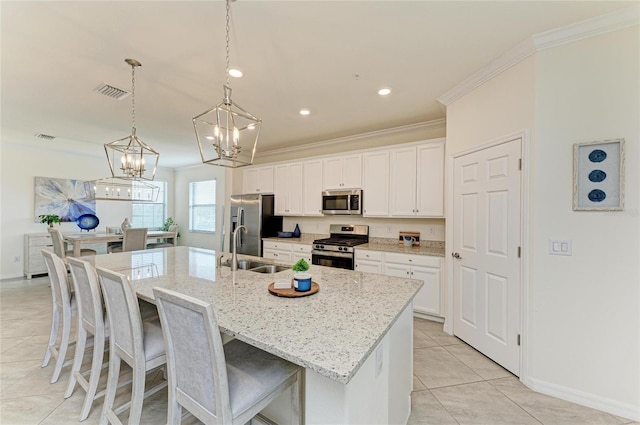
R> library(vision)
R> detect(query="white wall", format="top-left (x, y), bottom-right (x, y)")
top-left (173, 163), bottom-right (230, 252)
top-left (529, 26), bottom-right (639, 416)
top-left (0, 142), bottom-right (174, 279)
top-left (445, 26), bottom-right (639, 419)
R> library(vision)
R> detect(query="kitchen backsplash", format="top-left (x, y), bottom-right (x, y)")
top-left (282, 216), bottom-right (445, 242)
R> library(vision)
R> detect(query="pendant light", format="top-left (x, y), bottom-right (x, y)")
top-left (193, 0), bottom-right (262, 168)
top-left (85, 59), bottom-right (160, 202)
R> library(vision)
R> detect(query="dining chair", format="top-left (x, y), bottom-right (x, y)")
top-left (153, 287), bottom-right (303, 425)
top-left (96, 267), bottom-right (167, 425)
top-left (107, 228), bottom-right (148, 253)
top-left (41, 250), bottom-right (77, 383)
top-left (147, 224), bottom-right (178, 249)
top-left (49, 228), bottom-right (97, 261)
top-left (64, 257), bottom-right (109, 421)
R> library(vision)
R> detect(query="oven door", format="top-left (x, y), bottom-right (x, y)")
top-left (311, 250), bottom-right (354, 270)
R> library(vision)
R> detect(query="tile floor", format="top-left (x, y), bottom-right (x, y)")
top-left (1, 276), bottom-right (637, 425)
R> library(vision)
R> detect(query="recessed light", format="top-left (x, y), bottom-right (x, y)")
top-left (205, 136), bottom-right (215, 140)
top-left (299, 109), bottom-right (310, 116)
top-left (228, 68), bottom-right (243, 78)
top-left (378, 88), bottom-right (391, 96)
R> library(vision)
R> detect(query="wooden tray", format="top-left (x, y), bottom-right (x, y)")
top-left (268, 281), bottom-right (319, 297)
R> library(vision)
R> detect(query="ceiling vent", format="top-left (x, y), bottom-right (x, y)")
top-left (35, 133), bottom-right (56, 140)
top-left (94, 83), bottom-right (131, 100)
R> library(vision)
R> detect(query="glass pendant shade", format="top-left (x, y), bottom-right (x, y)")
top-left (193, 87), bottom-right (262, 168)
top-left (84, 177), bottom-right (160, 202)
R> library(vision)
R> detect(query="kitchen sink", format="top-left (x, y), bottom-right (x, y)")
top-left (248, 265), bottom-right (289, 274)
top-left (222, 259), bottom-right (288, 273)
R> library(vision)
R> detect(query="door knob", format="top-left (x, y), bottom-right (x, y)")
top-left (452, 252), bottom-right (462, 259)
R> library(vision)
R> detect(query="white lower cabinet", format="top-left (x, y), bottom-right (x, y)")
top-left (291, 243), bottom-right (312, 264)
top-left (383, 252), bottom-right (442, 317)
top-left (354, 249), bottom-right (383, 274)
top-left (263, 240), bottom-right (292, 262)
top-left (24, 233), bottom-right (53, 278)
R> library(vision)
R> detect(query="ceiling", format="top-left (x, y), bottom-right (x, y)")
top-left (1, 1), bottom-right (633, 169)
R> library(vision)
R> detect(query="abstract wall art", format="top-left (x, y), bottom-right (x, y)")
top-left (34, 176), bottom-right (96, 222)
top-left (573, 139), bottom-right (625, 211)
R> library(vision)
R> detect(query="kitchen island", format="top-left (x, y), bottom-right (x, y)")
top-left (91, 246), bottom-right (422, 424)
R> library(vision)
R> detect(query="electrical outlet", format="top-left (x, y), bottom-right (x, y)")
top-left (428, 226), bottom-right (435, 235)
top-left (387, 226), bottom-right (392, 234)
top-left (13, 256), bottom-right (21, 263)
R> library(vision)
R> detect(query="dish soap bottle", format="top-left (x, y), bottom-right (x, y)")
top-left (293, 223), bottom-right (301, 238)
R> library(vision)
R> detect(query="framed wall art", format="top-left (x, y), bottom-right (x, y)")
top-left (573, 139), bottom-right (624, 211)
top-left (34, 176), bottom-right (96, 222)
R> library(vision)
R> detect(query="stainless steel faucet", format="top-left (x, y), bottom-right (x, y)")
top-left (231, 225), bottom-right (247, 271)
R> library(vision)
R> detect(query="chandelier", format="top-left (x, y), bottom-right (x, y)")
top-left (104, 59), bottom-right (159, 180)
top-left (193, 0), bottom-right (262, 168)
top-left (85, 59), bottom-right (160, 202)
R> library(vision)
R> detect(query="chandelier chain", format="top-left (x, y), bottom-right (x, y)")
top-left (225, 0), bottom-right (231, 87)
top-left (131, 61), bottom-right (136, 132)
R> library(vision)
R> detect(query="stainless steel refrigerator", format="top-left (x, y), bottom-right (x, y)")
top-left (229, 194), bottom-right (283, 257)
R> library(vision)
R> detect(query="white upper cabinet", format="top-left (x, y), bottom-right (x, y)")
top-left (362, 151), bottom-right (389, 217)
top-left (303, 159), bottom-right (324, 216)
top-left (389, 141), bottom-right (444, 217)
top-left (243, 166), bottom-right (274, 194)
top-left (416, 143), bottom-right (444, 217)
top-left (274, 163), bottom-right (303, 215)
top-left (322, 154), bottom-right (362, 189)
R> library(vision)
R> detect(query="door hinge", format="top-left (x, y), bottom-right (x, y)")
top-left (517, 246), bottom-right (521, 258)
top-left (517, 334), bottom-right (521, 346)
top-left (518, 158), bottom-right (522, 170)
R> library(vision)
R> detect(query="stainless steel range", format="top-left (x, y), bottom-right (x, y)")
top-left (311, 224), bottom-right (369, 270)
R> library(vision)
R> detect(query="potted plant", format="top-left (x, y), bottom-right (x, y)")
top-left (39, 214), bottom-right (61, 228)
top-left (292, 258), bottom-right (312, 292)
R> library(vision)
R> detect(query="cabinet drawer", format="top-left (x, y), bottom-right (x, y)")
top-left (29, 235), bottom-right (53, 247)
top-left (263, 249), bottom-right (291, 262)
top-left (291, 243), bottom-right (311, 254)
top-left (263, 241), bottom-right (292, 251)
top-left (384, 252), bottom-right (441, 268)
top-left (355, 249), bottom-right (383, 262)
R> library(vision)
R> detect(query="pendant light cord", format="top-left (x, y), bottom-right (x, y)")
top-left (225, 0), bottom-right (231, 87)
top-left (131, 62), bottom-right (136, 133)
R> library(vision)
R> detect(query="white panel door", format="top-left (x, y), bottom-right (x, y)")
top-left (452, 138), bottom-right (521, 376)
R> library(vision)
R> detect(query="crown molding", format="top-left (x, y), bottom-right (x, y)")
top-left (438, 5), bottom-right (639, 106)
top-left (256, 118), bottom-right (446, 159)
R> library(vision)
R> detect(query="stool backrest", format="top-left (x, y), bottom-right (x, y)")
top-left (96, 267), bottom-right (143, 363)
top-left (42, 250), bottom-right (71, 310)
top-left (67, 257), bottom-right (103, 332)
top-left (154, 287), bottom-right (231, 423)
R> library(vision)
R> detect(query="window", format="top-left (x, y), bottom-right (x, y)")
top-left (189, 180), bottom-right (216, 233)
top-left (132, 180), bottom-right (167, 229)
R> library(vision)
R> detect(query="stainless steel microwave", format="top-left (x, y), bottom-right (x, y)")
top-left (322, 189), bottom-right (362, 215)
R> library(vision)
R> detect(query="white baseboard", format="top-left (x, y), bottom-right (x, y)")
top-left (0, 272), bottom-right (25, 281)
top-left (522, 376), bottom-right (639, 422)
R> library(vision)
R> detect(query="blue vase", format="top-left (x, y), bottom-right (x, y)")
top-left (293, 224), bottom-right (301, 238)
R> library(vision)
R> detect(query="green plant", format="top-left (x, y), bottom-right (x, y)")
top-left (292, 258), bottom-right (310, 273)
top-left (161, 217), bottom-right (180, 237)
top-left (39, 214), bottom-right (61, 226)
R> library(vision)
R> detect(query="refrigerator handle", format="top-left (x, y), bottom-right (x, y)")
top-left (238, 208), bottom-right (245, 247)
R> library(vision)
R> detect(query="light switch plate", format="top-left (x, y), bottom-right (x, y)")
top-left (549, 239), bottom-right (572, 256)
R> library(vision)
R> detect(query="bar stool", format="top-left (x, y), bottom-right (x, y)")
top-left (96, 267), bottom-right (166, 425)
top-left (153, 287), bottom-right (303, 425)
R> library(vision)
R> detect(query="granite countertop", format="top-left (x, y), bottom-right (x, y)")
top-left (357, 242), bottom-right (446, 257)
top-left (262, 233), bottom-right (325, 245)
top-left (91, 246), bottom-right (422, 385)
